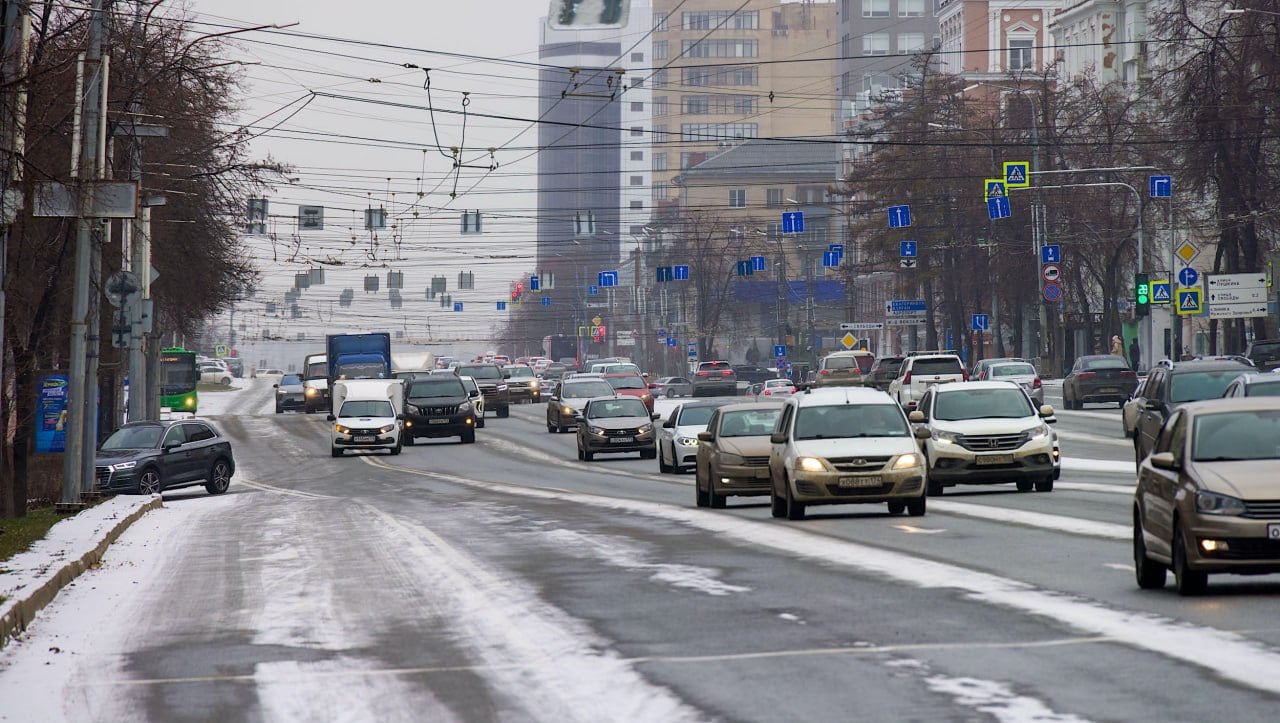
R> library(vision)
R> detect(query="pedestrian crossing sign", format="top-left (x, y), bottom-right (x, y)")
top-left (984, 179), bottom-right (1006, 201)
top-left (1004, 161), bottom-right (1030, 188)
top-left (1151, 280), bottom-right (1171, 304)
top-left (1176, 288), bottom-right (1202, 315)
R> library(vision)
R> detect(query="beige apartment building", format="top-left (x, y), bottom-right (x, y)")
top-left (649, 1), bottom-right (839, 208)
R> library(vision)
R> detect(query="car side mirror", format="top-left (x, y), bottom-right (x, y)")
top-left (662, 418), bottom-right (675, 428)
top-left (273, 383), bottom-right (279, 389)
top-left (469, 390), bottom-right (480, 398)
top-left (1039, 404), bottom-right (1056, 419)
top-left (650, 412), bottom-right (661, 421)
top-left (162, 440), bottom-right (181, 451)
top-left (908, 410), bottom-right (925, 423)
top-left (913, 426), bottom-right (932, 440)
top-left (326, 414), bottom-right (335, 422)
top-left (770, 432), bottom-right (787, 444)
top-left (1149, 451), bottom-right (1180, 471)
top-left (1144, 399), bottom-right (1163, 411)
top-left (503, 372), bottom-right (511, 379)
top-left (697, 431), bottom-right (714, 442)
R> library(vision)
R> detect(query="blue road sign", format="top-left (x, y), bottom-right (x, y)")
top-left (688, 350), bottom-right (697, 358)
top-left (453, 302), bottom-right (463, 312)
top-left (822, 251), bottom-right (840, 268)
top-left (529, 275), bottom-right (540, 291)
top-left (782, 211), bottom-right (804, 234)
top-left (1177, 288), bottom-right (1203, 315)
top-left (829, 244), bottom-right (844, 256)
top-left (1178, 266), bottom-right (1199, 287)
top-left (588, 284), bottom-right (599, 295)
top-left (900, 240), bottom-right (917, 258)
top-left (656, 266), bottom-right (673, 282)
top-left (658, 328), bottom-right (667, 337)
top-left (1004, 162), bottom-right (1030, 188)
top-left (541, 296), bottom-right (551, 306)
top-left (1151, 281), bottom-right (1172, 304)
top-left (1149, 175), bottom-right (1172, 198)
top-left (673, 265), bottom-right (690, 281)
top-left (496, 301), bottom-right (507, 311)
top-left (1042, 282), bottom-right (1063, 303)
top-left (774, 344), bottom-right (787, 358)
top-left (987, 196), bottom-right (1011, 220)
top-left (597, 270), bottom-right (619, 287)
top-left (736, 260), bottom-right (753, 276)
top-left (972, 313), bottom-right (990, 332)
top-left (888, 205), bottom-right (912, 228)
top-left (751, 255), bottom-right (766, 272)
top-left (666, 336), bottom-right (676, 347)
top-left (888, 299), bottom-right (927, 313)
top-left (1041, 244), bottom-right (1061, 264)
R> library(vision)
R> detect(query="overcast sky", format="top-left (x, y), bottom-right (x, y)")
top-left (185, 1), bottom-right (563, 351)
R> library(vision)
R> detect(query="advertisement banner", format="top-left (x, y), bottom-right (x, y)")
top-left (35, 372), bottom-right (70, 454)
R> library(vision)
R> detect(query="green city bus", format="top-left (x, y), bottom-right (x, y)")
top-left (159, 347), bottom-right (199, 414)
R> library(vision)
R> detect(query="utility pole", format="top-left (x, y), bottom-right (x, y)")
top-left (60, 0), bottom-right (109, 508)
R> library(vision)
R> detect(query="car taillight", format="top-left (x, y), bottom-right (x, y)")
top-left (1120, 370), bottom-right (1137, 378)
top-left (820, 369), bottom-right (829, 375)
top-left (1033, 377), bottom-right (1042, 389)
top-left (1077, 371), bottom-right (1097, 379)
top-left (697, 372), bottom-right (708, 377)
top-left (962, 370), bottom-right (969, 381)
top-left (903, 371), bottom-right (912, 384)
top-left (721, 370), bottom-right (731, 376)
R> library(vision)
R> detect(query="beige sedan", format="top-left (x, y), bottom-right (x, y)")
top-left (694, 401), bottom-right (784, 508)
top-left (1134, 397), bottom-right (1280, 595)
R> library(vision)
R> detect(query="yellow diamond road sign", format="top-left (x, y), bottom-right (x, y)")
top-left (841, 333), bottom-right (857, 349)
top-left (1176, 241), bottom-right (1200, 265)
top-left (592, 315), bottom-right (602, 326)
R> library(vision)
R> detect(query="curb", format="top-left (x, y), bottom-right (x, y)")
top-left (0, 495), bottom-right (163, 649)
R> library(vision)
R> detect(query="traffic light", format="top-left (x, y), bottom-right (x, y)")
top-left (1134, 272), bottom-right (1151, 317)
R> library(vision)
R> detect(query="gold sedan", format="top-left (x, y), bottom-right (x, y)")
top-left (1134, 397), bottom-right (1280, 595)
top-left (694, 401), bottom-right (784, 508)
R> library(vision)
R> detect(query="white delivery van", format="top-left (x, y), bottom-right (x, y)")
top-left (327, 379), bottom-right (404, 457)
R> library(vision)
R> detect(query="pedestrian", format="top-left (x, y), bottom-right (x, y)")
top-left (1128, 337), bottom-right (1140, 370)
top-left (1110, 335), bottom-right (1123, 357)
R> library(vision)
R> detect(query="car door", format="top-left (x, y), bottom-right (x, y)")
top-left (914, 390), bottom-right (935, 455)
top-left (698, 410), bottom-right (722, 479)
top-left (1064, 359), bottom-right (1082, 400)
top-left (547, 387), bottom-right (563, 426)
top-left (1135, 370), bottom-right (1167, 460)
top-left (768, 403), bottom-right (795, 486)
top-left (159, 424), bottom-right (193, 483)
top-left (660, 405), bottom-right (682, 463)
top-left (1138, 410), bottom-right (1186, 559)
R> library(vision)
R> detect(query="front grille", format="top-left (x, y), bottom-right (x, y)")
top-left (825, 482), bottom-right (894, 496)
top-left (742, 456), bottom-right (769, 467)
top-left (95, 466), bottom-right (111, 487)
top-left (957, 433), bottom-right (1027, 452)
top-left (1202, 538), bottom-right (1280, 560)
top-left (423, 404), bottom-right (460, 415)
top-left (1243, 500), bottom-right (1280, 519)
top-left (608, 428), bottom-right (639, 437)
top-left (348, 428), bottom-right (380, 436)
top-left (828, 456), bottom-right (890, 472)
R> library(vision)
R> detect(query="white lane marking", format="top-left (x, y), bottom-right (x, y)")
top-left (366, 457), bottom-right (1280, 697)
top-left (1055, 482), bottom-right (1132, 495)
top-left (893, 524), bottom-right (947, 535)
top-left (1057, 431), bottom-right (1132, 449)
top-left (1104, 563), bottom-right (1134, 572)
top-left (1058, 456), bottom-right (1134, 473)
top-left (237, 477), bottom-right (334, 500)
top-left (929, 501), bottom-right (1128, 540)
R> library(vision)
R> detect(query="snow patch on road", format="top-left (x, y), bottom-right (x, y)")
top-left (925, 675), bottom-right (1089, 722)
top-left (542, 528), bottom-right (749, 596)
top-left (254, 658), bottom-right (459, 723)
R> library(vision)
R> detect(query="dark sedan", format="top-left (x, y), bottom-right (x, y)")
top-left (95, 420), bottom-right (235, 496)
top-left (403, 375), bottom-right (477, 444)
top-left (1062, 354), bottom-right (1139, 409)
top-left (274, 373), bottom-right (305, 413)
top-left (576, 396), bottom-right (658, 461)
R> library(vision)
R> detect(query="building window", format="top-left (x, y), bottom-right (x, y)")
top-left (862, 0), bottom-right (890, 18)
top-left (728, 228), bottom-right (745, 242)
top-left (631, 52), bottom-right (644, 63)
top-left (682, 65), bottom-right (757, 87)
top-left (653, 40), bottom-right (668, 60)
top-left (681, 123), bottom-right (758, 142)
top-left (653, 12), bottom-right (668, 31)
top-left (630, 200), bottom-right (644, 209)
top-left (630, 77), bottom-right (643, 88)
top-left (684, 96), bottom-right (709, 114)
top-left (684, 94), bottom-right (755, 114)
top-left (1009, 38), bottom-right (1035, 70)
top-left (653, 124), bottom-right (668, 140)
top-left (682, 10), bottom-right (758, 30)
top-left (652, 153), bottom-right (667, 171)
top-left (630, 175), bottom-right (644, 186)
top-left (682, 39), bottom-right (758, 58)
top-left (630, 151), bottom-right (644, 161)
top-left (631, 101), bottom-right (644, 112)
top-left (729, 189), bottom-right (746, 208)
top-left (898, 33), bottom-right (926, 54)
top-left (652, 183), bottom-right (669, 200)
top-left (631, 126), bottom-right (644, 137)
top-left (653, 69), bottom-right (668, 88)
top-left (863, 34), bottom-right (890, 56)
top-left (766, 188), bottom-right (785, 207)
top-left (899, 0), bottom-right (926, 17)
top-left (653, 97), bottom-right (668, 116)
top-left (680, 152), bottom-right (700, 169)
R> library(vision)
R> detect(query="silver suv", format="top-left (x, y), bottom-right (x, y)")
top-left (888, 352), bottom-right (967, 410)
top-left (768, 387), bottom-right (930, 520)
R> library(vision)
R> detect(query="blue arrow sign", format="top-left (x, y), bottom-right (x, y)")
top-left (888, 205), bottom-right (912, 228)
top-left (1178, 266), bottom-right (1199, 287)
top-left (988, 196), bottom-right (1011, 220)
top-left (782, 211), bottom-right (804, 234)
top-left (736, 260), bottom-right (753, 276)
top-left (529, 275), bottom-right (540, 291)
top-left (971, 313), bottom-right (990, 332)
top-left (656, 266), bottom-right (673, 282)
top-left (751, 255), bottom-right (766, 272)
top-left (1041, 245), bottom-right (1061, 264)
top-left (1149, 175), bottom-right (1172, 198)
top-left (673, 265), bottom-right (690, 281)
top-left (597, 270), bottom-right (619, 288)
top-left (900, 240), bottom-right (917, 258)
top-left (774, 344), bottom-right (787, 357)
top-left (496, 301), bottom-right (507, 311)
top-left (828, 244), bottom-right (844, 256)
top-left (666, 336), bottom-right (676, 347)
top-left (453, 302), bottom-right (463, 312)
top-left (541, 296), bottom-right (551, 306)
top-left (588, 285), bottom-right (599, 295)
top-left (822, 251), bottom-right (840, 268)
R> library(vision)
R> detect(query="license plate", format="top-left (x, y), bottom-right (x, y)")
top-left (354, 435), bottom-right (375, 443)
top-left (429, 418), bottom-right (449, 424)
top-left (610, 436), bottom-right (634, 444)
top-left (1268, 524), bottom-right (1280, 540)
top-left (838, 476), bottom-right (882, 488)
top-left (754, 469), bottom-right (771, 479)
top-left (1099, 387), bottom-right (1118, 393)
top-left (975, 454), bottom-right (1014, 466)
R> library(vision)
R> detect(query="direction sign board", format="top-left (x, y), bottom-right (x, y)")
top-left (1206, 273), bottom-right (1269, 318)
top-left (1151, 281), bottom-right (1171, 304)
top-left (1041, 264), bottom-right (1061, 283)
top-left (1041, 245), bottom-right (1061, 264)
top-left (1149, 175), bottom-right (1172, 198)
top-left (1004, 161), bottom-right (1030, 188)
top-left (988, 196), bottom-right (1011, 220)
top-left (900, 240), bottom-right (917, 258)
top-left (885, 317), bottom-right (924, 326)
top-left (887, 299), bottom-right (927, 315)
top-left (1178, 267), bottom-right (1199, 287)
top-left (971, 313), bottom-right (990, 332)
top-left (887, 205), bottom-right (911, 228)
top-left (541, 296), bottom-right (551, 306)
top-left (667, 336), bottom-right (677, 348)
top-left (1042, 282), bottom-right (1063, 303)
top-left (588, 284), bottom-right (599, 295)
top-left (1207, 273), bottom-right (1267, 290)
top-left (822, 251), bottom-right (841, 268)
top-left (900, 258), bottom-right (918, 269)
top-left (598, 270), bottom-right (619, 287)
top-left (984, 179), bottom-right (1006, 200)
top-left (782, 211), bottom-right (804, 234)
top-left (840, 322), bottom-right (884, 331)
top-left (496, 301), bottom-right (507, 311)
top-left (673, 265), bottom-right (690, 281)
top-left (828, 244), bottom-right (844, 257)
top-left (453, 302), bottom-right (464, 312)
top-left (1176, 288), bottom-right (1202, 315)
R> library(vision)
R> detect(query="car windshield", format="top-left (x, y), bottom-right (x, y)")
top-left (562, 382), bottom-right (615, 399)
top-left (700, 362), bottom-right (732, 371)
top-left (280, 374), bottom-right (303, 386)
top-left (719, 408), bottom-right (782, 437)
top-left (1170, 371), bottom-right (1244, 403)
top-left (604, 364), bottom-right (641, 374)
top-left (587, 399), bottom-right (648, 419)
top-left (876, 360), bottom-right (903, 373)
top-left (606, 376), bottom-right (646, 390)
top-left (409, 378), bottom-right (465, 398)
top-left (934, 388), bottom-right (1034, 421)
top-left (766, 379), bottom-right (792, 388)
top-left (823, 356), bottom-right (860, 370)
top-left (1244, 380), bottom-right (1280, 396)
top-left (458, 365), bottom-right (501, 380)
top-left (1083, 356), bottom-right (1128, 371)
top-left (912, 358), bottom-right (962, 376)
top-left (676, 406), bottom-right (717, 426)
top-left (339, 400), bottom-right (393, 417)
top-left (100, 425), bottom-right (162, 450)
top-left (335, 361), bottom-right (386, 379)
top-left (506, 367), bottom-right (534, 378)
top-left (991, 363), bottom-right (1036, 377)
top-left (1192, 410), bottom-right (1280, 461)
top-left (795, 404), bottom-right (908, 440)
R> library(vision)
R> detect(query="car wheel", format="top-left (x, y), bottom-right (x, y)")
top-left (1133, 513), bottom-right (1168, 590)
top-left (641, 447), bottom-right (656, 460)
top-left (1134, 439), bottom-right (1144, 473)
top-left (906, 492), bottom-right (926, 517)
top-left (497, 405), bottom-right (509, 418)
top-left (583, 447), bottom-right (594, 462)
top-left (275, 404), bottom-right (283, 414)
top-left (220, 377), bottom-right (232, 386)
top-left (137, 468), bottom-right (162, 495)
top-left (659, 445), bottom-right (673, 473)
top-left (707, 474), bottom-right (726, 509)
top-left (1016, 479), bottom-right (1034, 492)
top-left (576, 445), bottom-right (585, 461)
top-left (695, 465), bottom-right (710, 508)
top-left (665, 388), bottom-right (675, 398)
top-left (1034, 476), bottom-right (1054, 492)
top-left (1118, 400), bottom-right (1126, 409)
top-left (1123, 420), bottom-right (1133, 439)
top-left (926, 472), bottom-right (944, 496)
top-left (204, 458), bottom-right (232, 495)
top-left (784, 476), bottom-right (805, 521)
top-left (769, 475), bottom-right (786, 519)
top-left (389, 440), bottom-right (402, 456)
top-left (476, 416), bottom-right (485, 429)
top-left (547, 419), bottom-right (556, 433)
top-left (331, 446), bottom-right (342, 458)
top-left (1173, 524), bottom-right (1208, 596)
top-left (887, 501), bottom-right (906, 515)
top-left (462, 430), bottom-right (476, 444)
top-left (404, 434), bottom-right (415, 446)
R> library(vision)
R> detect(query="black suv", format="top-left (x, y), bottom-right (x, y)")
top-left (1245, 338), bottom-right (1280, 372)
top-left (454, 363), bottom-right (510, 418)
top-left (1133, 359), bottom-right (1253, 463)
top-left (95, 419), bottom-right (235, 496)
top-left (403, 375), bottom-right (478, 444)
top-left (866, 356), bottom-right (905, 391)
top-left (691, 361), bottom-right (738, 396)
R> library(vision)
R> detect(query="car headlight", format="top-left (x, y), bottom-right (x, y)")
top-left (796, 456), bottom-right (827, 472)
top-left (379, 423), bottom-right (397, 434)
top-left (639, 423), bottom-right (653, 433)
top-left (110, 461), bottom-right (137, 471)
top-left (676, 436), bottom-right (699, 447)
top-left (1196, 490), bottom-right (1247, 516)
top-left (589, 426), bottom-right (607, 436)
top-left (720, 452), bottom-right (746, 465)
top-left (562, 405), bottom-right (575, 415)
top-left (497, 384), bottom-right (508, 391)
top-left (932, 430), bottom-right (959, 446)
top-left (184, 396), bottom-right (195, 408)
top-left (640, 393), bottom-right (651, 400)
top-left (893, 453), bottom-right (922, 469)
top-left (1027, 424), bottom-right (1051, 441)
top-left (305, 387), bottom-right (317, 397)
top-left (334, 424), bottom-right (349, 434)
top-left (459, 401), bottom-right (473, 412)
top-left (405, 403), bottom-right (420, 414)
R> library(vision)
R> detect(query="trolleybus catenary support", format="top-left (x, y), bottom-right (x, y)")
top-left (159, 347), bottom-right (199, 416)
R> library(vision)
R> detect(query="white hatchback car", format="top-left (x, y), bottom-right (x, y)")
top-left (768, 387), bottom-right (931, 520)
top-left (909, 381), bottom-right (1058, 496)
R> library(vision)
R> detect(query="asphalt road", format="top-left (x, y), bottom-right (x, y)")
top-left (3, 379), bottom-right (1280, 722)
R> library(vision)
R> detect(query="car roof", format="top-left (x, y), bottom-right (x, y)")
top-left (1175, 397), bottom-right (1280, 415)
top-left (986, 361), bottom-right (1035, 370)
top-left (790, 387), bottom-right (897, 406)
top-left (933, 380), bottom-right (1023, 393)
top-left (714, 400), bottom-right (787, 412)
top-left (1165, 360), bottom-right (1254, 373)
top-left (907, 353), bottom-right (961, 361)
top-left (1231, 372), bottom-right (1280, 384)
